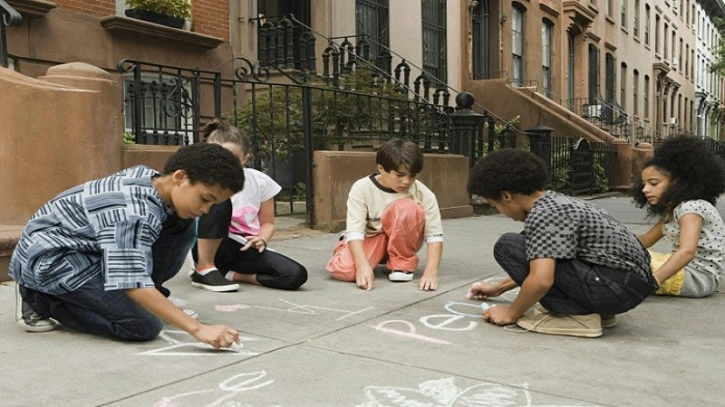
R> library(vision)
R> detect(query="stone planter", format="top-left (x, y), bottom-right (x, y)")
top-left (125, 8), bottom-right (184, 29)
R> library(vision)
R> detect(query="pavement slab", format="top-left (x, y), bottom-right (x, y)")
top-left (1, 197), bottom-right (724, 407)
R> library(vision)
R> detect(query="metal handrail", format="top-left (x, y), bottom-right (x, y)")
top-left (0, 0), bottom-right (22, 68)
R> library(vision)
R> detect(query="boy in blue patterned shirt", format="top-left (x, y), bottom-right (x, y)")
top-left (466, 149), bottom-right (657, 338)
top-left (10, 143), bottom-right (245, 348)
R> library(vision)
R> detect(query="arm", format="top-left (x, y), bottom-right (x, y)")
top-left (638, 218), bottom-right (665, 248)
top-left (466, 277), bottom-right (518, 299)
top-left (349, 239), bottom-right (375, 290)
top-left (651, 213), bottom-right (702, 283)
top-left (126, 287), bottom-right (240, 348)
top-left (483, 258), bottom-right (555, 325)
top-left (418, 241), bottom-right (442, 291)
top-left (241, 198), bottom-right (275, 252)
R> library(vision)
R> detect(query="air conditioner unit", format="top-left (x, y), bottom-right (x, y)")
top-left (669, 117), bottom-right (678, 126)
top-left (670, 58), bottom-right (678, 68)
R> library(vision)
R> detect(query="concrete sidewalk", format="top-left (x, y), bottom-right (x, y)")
top-left (1, 196), bottom-right (723, 407)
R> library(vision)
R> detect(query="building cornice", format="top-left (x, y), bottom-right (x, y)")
top-left (699, 0), bottom-right (725, 20)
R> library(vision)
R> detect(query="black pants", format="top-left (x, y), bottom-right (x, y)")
top-left (493, 232), bottom-right (656, 315)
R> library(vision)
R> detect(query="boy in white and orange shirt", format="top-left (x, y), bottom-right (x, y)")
top-left (326, 139), bottom-right (443, 291)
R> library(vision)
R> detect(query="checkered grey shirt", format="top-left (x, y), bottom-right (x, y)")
top-left (9, 166), bottom-right (172, 295)
top-left (524, 191), bottom-right (650, 280)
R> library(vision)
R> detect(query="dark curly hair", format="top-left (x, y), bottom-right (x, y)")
top-left (467, 149), bottom-right (548, 200)
top-left (631, 135), bottom-right (725, 216)
top-left (163, 143), bottom-right (245, 192)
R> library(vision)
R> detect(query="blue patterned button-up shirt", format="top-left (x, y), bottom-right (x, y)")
top-left (10, 166), bottom-right (173, 294)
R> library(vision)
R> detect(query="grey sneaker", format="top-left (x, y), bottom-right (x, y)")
top-left (15, 283), bottom-right (57, 333)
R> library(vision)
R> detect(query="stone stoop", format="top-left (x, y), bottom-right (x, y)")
top-left (0, 226), bottom-right (24, 282)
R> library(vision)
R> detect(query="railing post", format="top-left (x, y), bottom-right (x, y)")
top-left (526, 124), bottom-right (554, 186)
top-left (450, 92), bottom-right (484, 167)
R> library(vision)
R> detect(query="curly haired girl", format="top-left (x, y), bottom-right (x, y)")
top-left (633, 135), bottom-right (725, 297)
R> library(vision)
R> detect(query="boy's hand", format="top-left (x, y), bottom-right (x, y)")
top-left (418, 274), bottom-right (438, 291)
top-left (191, 324), bottom-right (241, 349)
top-left (356, 264), bottom-right (375, 290)
top-left (482, 304), bottom-right (517, 326)
top-left (466, 280), bottom-right (501, 300)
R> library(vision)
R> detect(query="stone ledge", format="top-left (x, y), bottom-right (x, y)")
top-left (6, 0), bottom-right (56, 19)
top-left (100, 16), bottom-right (224, 49)
top-left (0, 225), bottom-right (24, 282)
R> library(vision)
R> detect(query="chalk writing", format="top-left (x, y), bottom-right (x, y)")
top-left (355, 377), bottom-right (600, 407)
top-left (252, 299), bottom-right (373, 321)
top-left (215, 304), bottom-right (251, 312)
top-left (154, 371), bottom-right (276, 407)
top-left (370, 320), bottom-right (450, 344)
top-left (419, 314), bottom-right (478, 331)
top-left (138, 330), bottom-right (259, 357)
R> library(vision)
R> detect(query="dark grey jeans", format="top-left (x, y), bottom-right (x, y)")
top-left (494, 232), bottom-right (656, 315)
top-left (21, 214), bottom-right (195, 341)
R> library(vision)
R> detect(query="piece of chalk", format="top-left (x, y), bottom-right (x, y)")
top-left (481, 302), bottom-right (490, 311)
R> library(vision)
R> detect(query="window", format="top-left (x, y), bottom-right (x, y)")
top-left (621, 0), bottom-right (628, 28)
top-left (672, 32), bottom-right (677, 65)
top-left (634, 0), bottom-right (640, 37)
top-left (644, 75), bottom-right (650, 119)
top-left (542, 20), bottom-right (553, 97)
top-left (511, 5), bottom-right (525, 86)
top-left (679, 38), bottom-right (683, 70)
top-left (356, 0), bottom-right (390, 73)
top-left (633, 70), bottom-right (639, 115)
top-left (663, 23), bottom-right (668, 58)
top-left (605, 53), bottom-right (616, 104)
top-left (645, 5), bottom-right (651, 45)
top-left (620, 62), bottom-right (627, 109)
top-left (123, 73), bottom-right (194, 145)
top-left (421, 0), bottom-right (447, 83)
top-left (471, 0), bottom-right (490, 79)
top-left (655, 16), bottom-right (660, 54)
top-left (606, 0), bottom-right (613, 16)
top-left (685, 44), bottom-right (689, 76)
top-left (588, 44), bottom-right (600, 102)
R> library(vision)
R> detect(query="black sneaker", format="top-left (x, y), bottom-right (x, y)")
top-left (15, 283), bottom-right (57, 332)
top-left (190, 268), bottom-right (240, 292)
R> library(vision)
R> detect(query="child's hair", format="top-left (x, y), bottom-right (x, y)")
top-left (467, 149), bottom-right (548, 200)
top-left (376, 139), bottom-right (424, 174)
top-left (203, 118), bottom-right (251, 156)
top-left (632, 135), bottom-right (725, 216)
top-left (163, 143), bottom-right (245, 192)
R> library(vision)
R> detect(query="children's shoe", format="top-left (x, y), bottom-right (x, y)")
top-left (15, 283), bottom-right (57, 333)
top-left (388, 270), bottom-right (414, 282)
top-left (190, 268), bottom-right (240, 292)
top-left (516, 313), bottom-right (602, 338)
top-left (533, 304), bottom-right (617, 329)
top-left (600, 314), bottom-right (618, 328)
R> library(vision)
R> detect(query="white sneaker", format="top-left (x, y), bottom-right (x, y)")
top-left (15, 283), bottom-right (57, 332)
top-left (388, 270), bottom-right (414, 282)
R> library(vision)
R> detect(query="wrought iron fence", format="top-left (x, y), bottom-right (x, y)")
top-left (550, 136), bottom-right (617, 195)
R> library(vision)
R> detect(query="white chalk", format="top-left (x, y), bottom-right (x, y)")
top-left (481, 302), bottom-right (490, 311)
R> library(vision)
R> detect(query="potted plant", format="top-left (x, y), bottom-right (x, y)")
top-left (125, 0), bottom-right (191, 29)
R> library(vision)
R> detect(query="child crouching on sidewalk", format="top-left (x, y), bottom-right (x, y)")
top-left (466, 149), bottom-right (657, 338)
top-left (326, 139), bottom-right (443, 291)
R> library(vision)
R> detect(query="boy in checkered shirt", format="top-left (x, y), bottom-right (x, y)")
top-left (466, 149), bottom-right (657, 338)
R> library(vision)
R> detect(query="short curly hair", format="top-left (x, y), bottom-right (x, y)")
top-left (631, 135), bottom-right (725, 216)
top-left (467, 149), bottom-right (548, 200)
top-left (163, 143), bottom-right (245, 192)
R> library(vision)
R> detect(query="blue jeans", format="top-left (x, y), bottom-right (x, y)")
top-left (21, 214), bottom-right (195, 341)
top-left (493, 232), bottom-right (654, 315)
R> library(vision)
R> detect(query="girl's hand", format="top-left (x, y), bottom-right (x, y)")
top-left (241, 237), bottom-right (267, 253)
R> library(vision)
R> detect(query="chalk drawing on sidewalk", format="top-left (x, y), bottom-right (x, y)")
top-left (215, 304), bottom-right (251, 312)
top-left (154, 371), bottom-right (277, 407)
top-left (138, 330), bottom-right (260, 357)
top-left (370, 320), bottom-right (450, 345)
top-left (252, 299), bottom-right (373, 321)
top-left (354, 377), bottom-right (599, 407)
